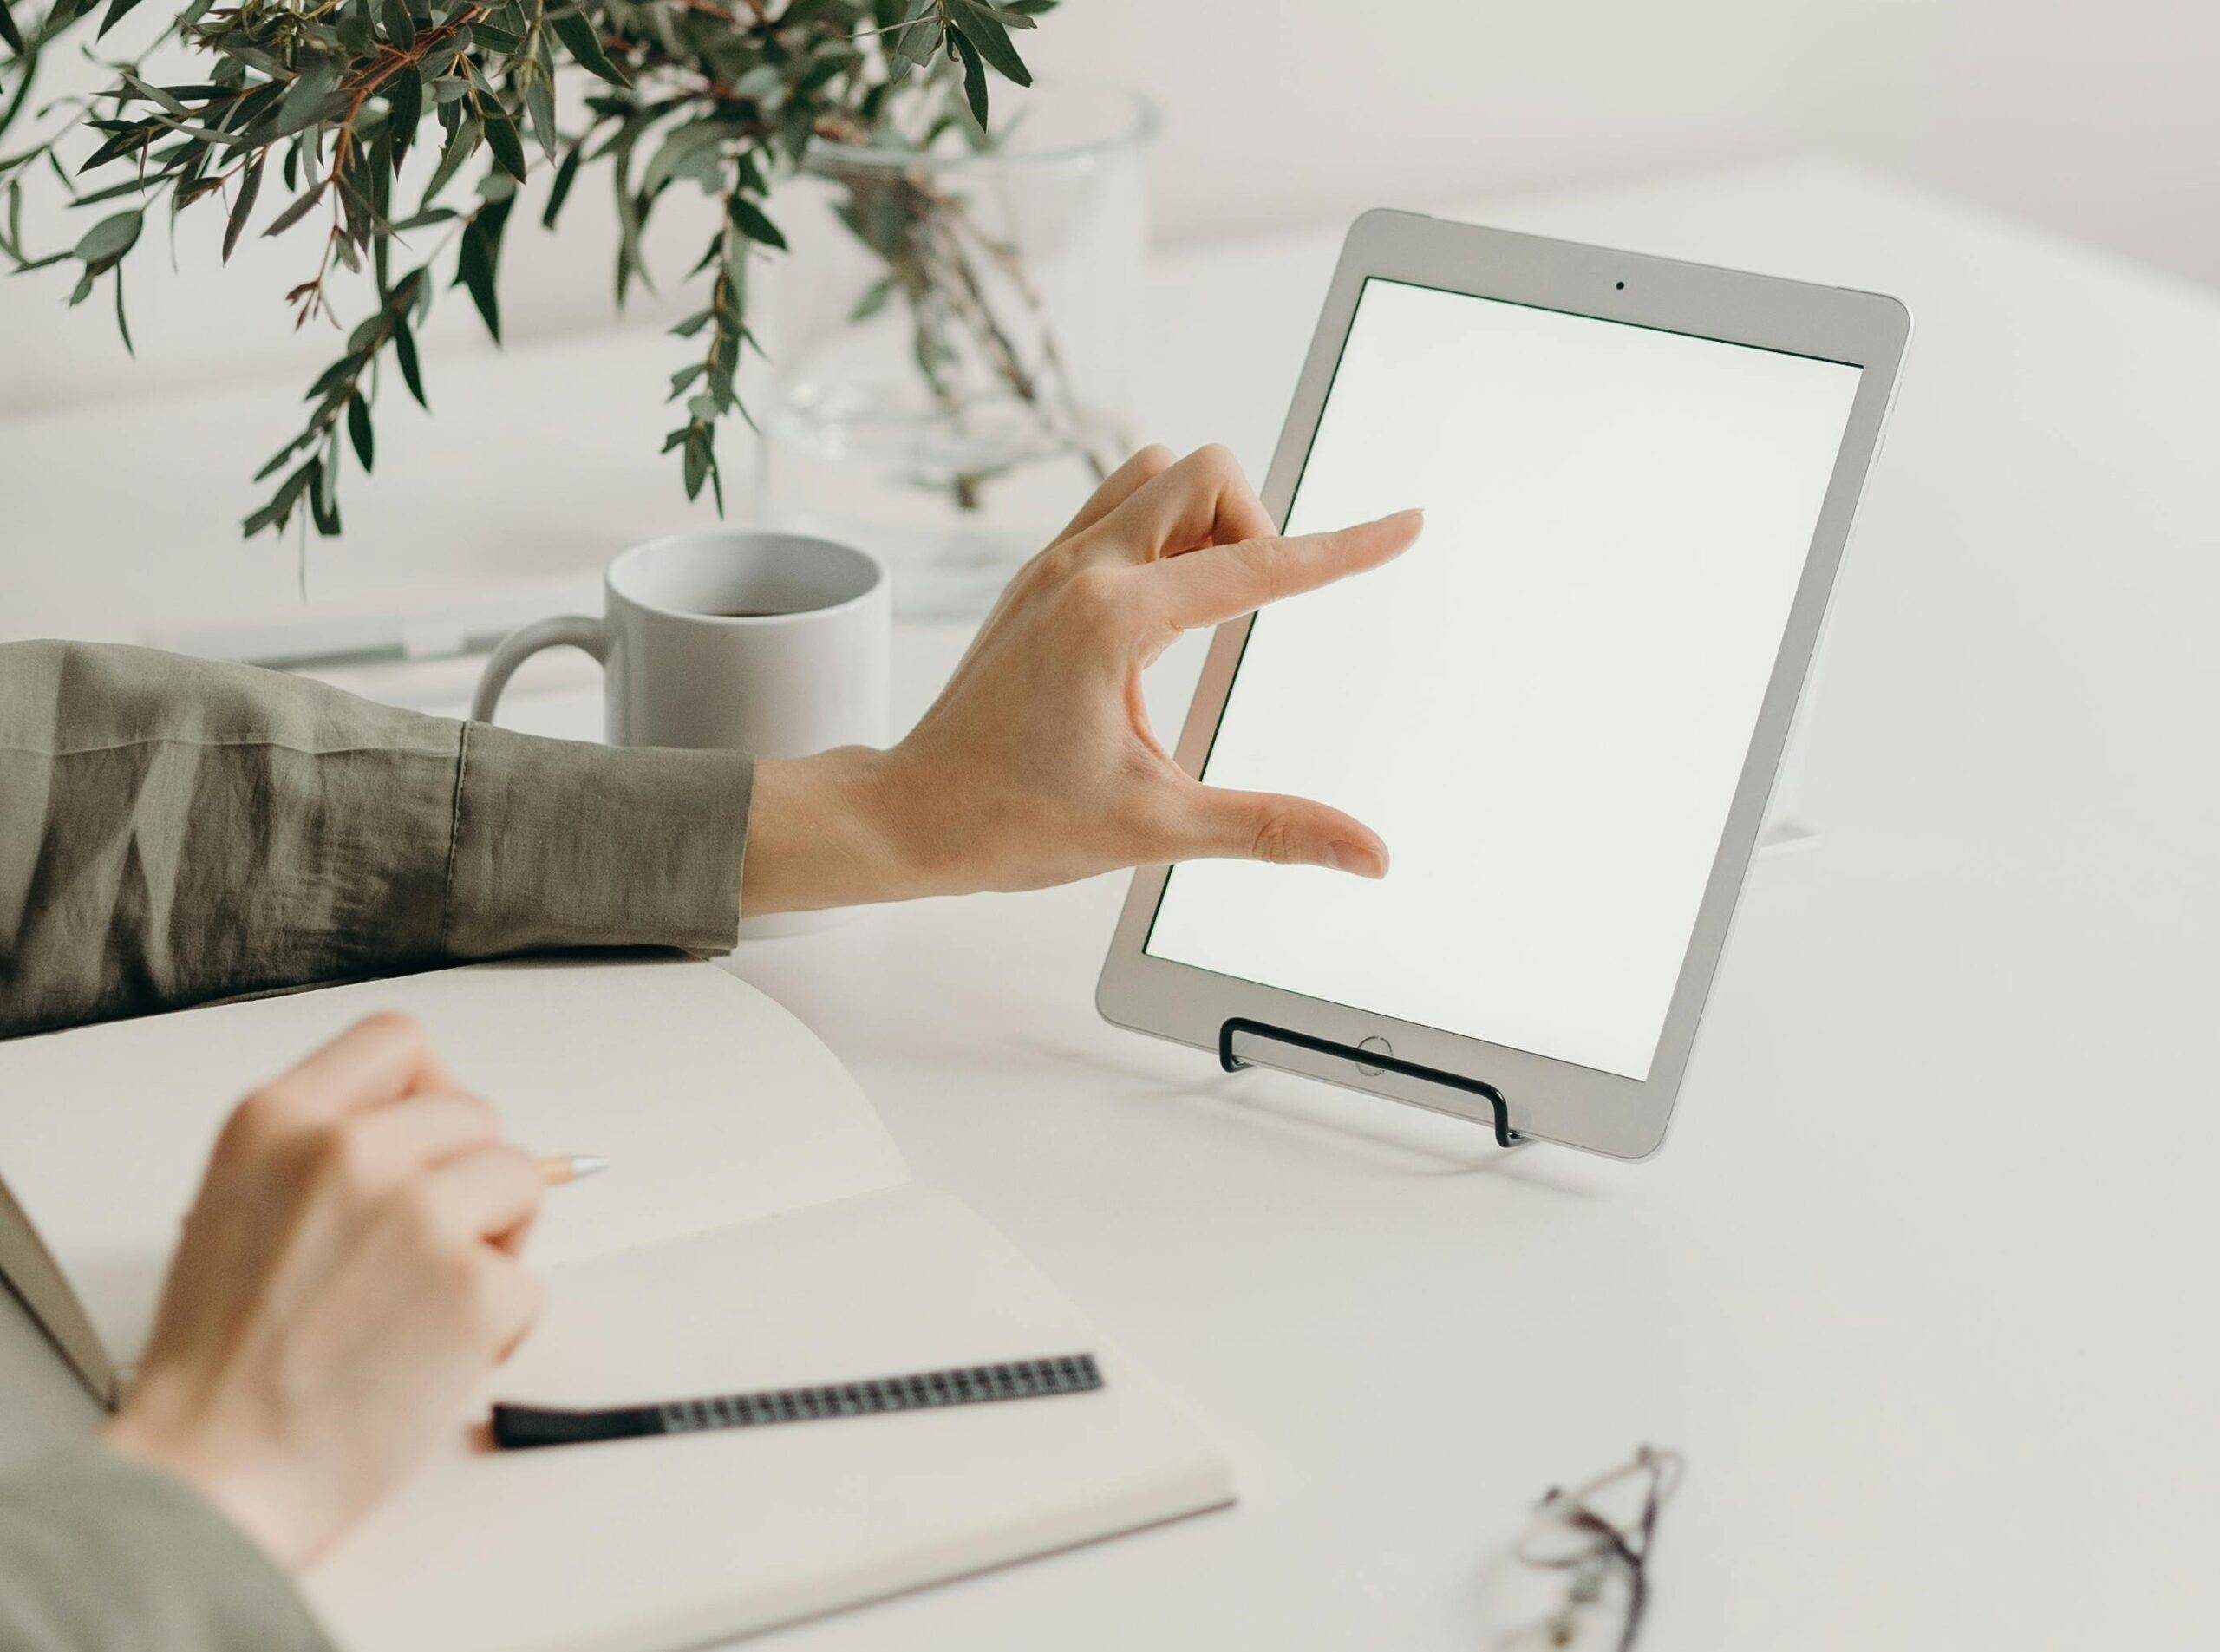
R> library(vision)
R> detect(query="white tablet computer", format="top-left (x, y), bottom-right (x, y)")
top-left (1097, 209), bottom-right (1909, 1159)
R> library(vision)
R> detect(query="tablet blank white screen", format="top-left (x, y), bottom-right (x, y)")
top-left (1144, 278), bottom-right (1862, 1080)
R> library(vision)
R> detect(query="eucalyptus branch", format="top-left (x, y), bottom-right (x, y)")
top-left (244, 259), bottom-right (435, 539)
top-left (660, 173), bottom-right (762, 512)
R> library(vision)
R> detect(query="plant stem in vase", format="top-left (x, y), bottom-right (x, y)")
top-left (759, 78), bottom-right (1156, 617)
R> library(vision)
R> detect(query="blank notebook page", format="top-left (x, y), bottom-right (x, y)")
top-left (0, 955), bottom-right (911, 1363)
top-left (307, 1185), bottom-right (1231, 1652)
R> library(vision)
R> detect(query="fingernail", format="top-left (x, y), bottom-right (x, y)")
top-left (1376, 507), bottom-right (1423, 528)
top-left (1324, 841), bottom-right (1388, 878)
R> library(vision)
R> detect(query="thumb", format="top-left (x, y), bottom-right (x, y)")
top-left (1181, 785), bottom-right (1389, 878)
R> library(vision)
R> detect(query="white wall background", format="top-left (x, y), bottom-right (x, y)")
top-left (3, 0), bottom-right (2216, 418)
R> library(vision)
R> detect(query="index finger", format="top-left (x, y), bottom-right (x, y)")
top-left (1152, 508), bottom-right (1424, 632)
top-left (258, 1012), bottom-right (454, 1120)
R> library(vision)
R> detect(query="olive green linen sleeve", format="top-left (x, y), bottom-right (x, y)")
top-left (0, 1447), bottom-right (332, 1652)
top-left (0, 639), bottom-right (753, 1040)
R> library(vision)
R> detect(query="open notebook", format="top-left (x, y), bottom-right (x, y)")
top-left (0, 956), bottom-right (1231, 1651)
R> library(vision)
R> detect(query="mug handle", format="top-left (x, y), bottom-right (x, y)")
top-left (471, 616), bottom-right (608, 725)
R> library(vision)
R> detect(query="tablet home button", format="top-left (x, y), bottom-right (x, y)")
top-left (1355, 1035), bottom-right (1394, 1076)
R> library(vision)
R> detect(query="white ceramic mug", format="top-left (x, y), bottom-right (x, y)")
top-left (473, 529), bottom-right (890, 934)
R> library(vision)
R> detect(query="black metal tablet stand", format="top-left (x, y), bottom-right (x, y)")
top-left (1218, 1017), bottom-right (1523, 1149)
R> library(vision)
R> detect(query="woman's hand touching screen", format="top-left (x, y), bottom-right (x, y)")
top-left (744, 444), bottom-right (1421, 914)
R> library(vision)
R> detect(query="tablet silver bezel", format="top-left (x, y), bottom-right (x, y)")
top-left (1095, 207), bottom-right (1910, 1160)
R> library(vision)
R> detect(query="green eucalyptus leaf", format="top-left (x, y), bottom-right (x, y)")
top-left (551, 10), bottom-right (628, 86)
top-left (772, 98), bottom-right (807, 160)
top-left (221, 154), bottom-right (263, 261)
top-left (481, 104), bottom-right (526, 180)
top-left (310, 455), bottom-right (343, 536)
top-left (541, 142), bottom-right (582, 228)
top-left (246, 465), bottom-right (305, 539)
top-left (276, 459), bottom-right (315, 514)
top-left (73, 207), bottom-right (142, 265)
top-left (275, 60), bottom-right (343, 138)
top-left (732, 63), bottom-right (782, 101)
top-left (455, 232), bottom-right (496, 336)
top-left (948, 29), bottom-right (989, 127)
top-left (224, 43), bottom-right (280, 76)
top-left (728, 193), bottom-right (785, 251)
top-left (115, 69), bottom-right (188, 118)
top-left (522, 69), bottom-right (558, 164)
top-left (95, 0), bottom-right (145, 39)
top-left (112, 264), bottom-right (133, 355)
top-left (421, 114), bottom-right (480, 204)
top-left (0, 0), bottom-right (23, 54)
top-left (242, 497), bottom-right (287, 538)
top-left (641, 121), bottom-right (723, 194)
top-left (947, 0), bottom-right (1030, 85)
top-left (393, 312), bottom-right (428, 406)
top-left (386, 67), bottom-right (422, 161)
top-left (78, 124), bottom-right (155, 173)
top-left (849, 274), bottom-right (893, 322)
top-left (682, 429), bottom-right (708, 500)
top-left (454, 195), bottom-right (512, 340)
top-left (305, 357), bottom-right (355, 400)
top-left (610, 135), bottom-right (648, 305)
top-left (378, 0), bottom-right (415, 49)
top-left (795, 54), bottom-right (849, 96)
top-left (888, 0), bottom-right (940, 68)
top-left (347, 390), bottom-right (375, 472)
top-left (252, 428), bottom-right (316, 482)
top-left (262, 178), bottom-right (327, 237)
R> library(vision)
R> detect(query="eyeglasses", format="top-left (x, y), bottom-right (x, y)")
top-left (1512, 1445), bottom-right (1686, 1652)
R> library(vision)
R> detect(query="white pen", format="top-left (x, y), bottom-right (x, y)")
top-left (534, 1154), bottom-right (610, 1186)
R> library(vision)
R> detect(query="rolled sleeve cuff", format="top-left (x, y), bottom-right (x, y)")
top-left (0, 1447), bottom-right (333, 1652)
top-left (444, 723), bottom-right (754, 958)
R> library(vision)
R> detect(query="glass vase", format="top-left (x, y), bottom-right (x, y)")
top-left (754, 80), bottom-right (1157, 618)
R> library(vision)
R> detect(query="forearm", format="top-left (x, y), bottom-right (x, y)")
top-left (0, 641), bottom-right (752, 1038)
top-left (0, 1447), bottom-right (331, 1652)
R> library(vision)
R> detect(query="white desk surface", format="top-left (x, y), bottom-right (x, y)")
top-left (5, 159), bottom-right (2218, 1648)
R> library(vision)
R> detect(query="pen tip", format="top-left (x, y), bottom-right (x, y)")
top-left (539, 1153), bottom-right (610, 1185)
